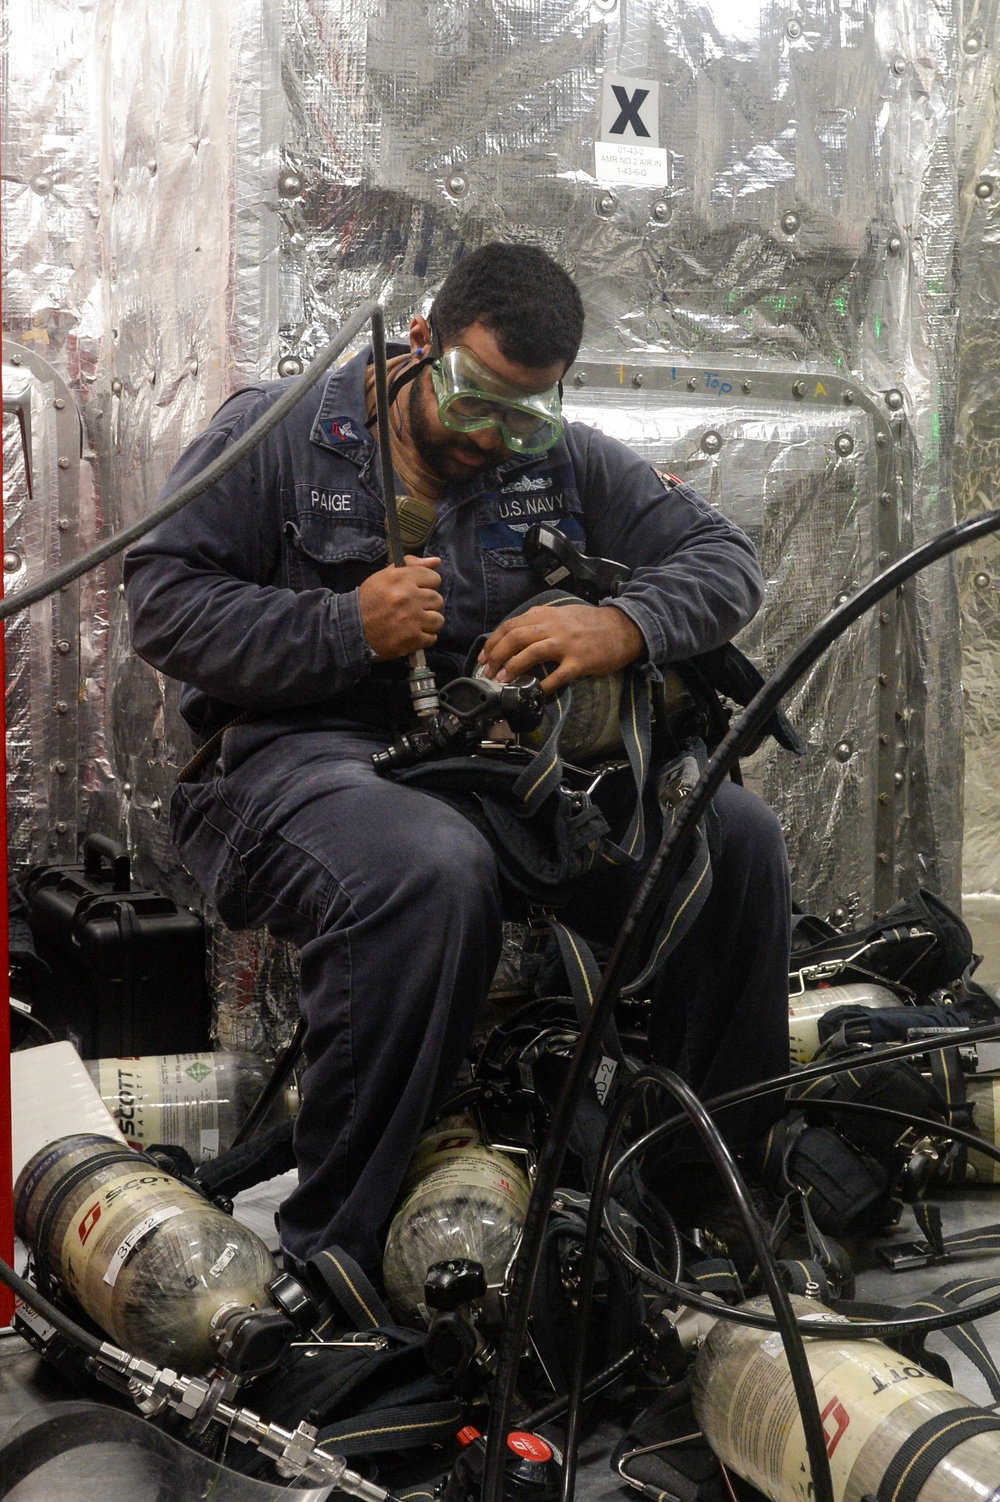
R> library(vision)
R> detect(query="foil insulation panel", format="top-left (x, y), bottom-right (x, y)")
top-left (1, 0), bottom-right (983, 1044)
top-left (956, 0), bottom-right (1000, 895)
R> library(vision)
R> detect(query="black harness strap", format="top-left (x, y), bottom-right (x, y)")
top-left (876, 1409), bottom-right (1000, 1502)
top-left (308, 1246), bottom-right (392, 1331)
top-left (317, 1401), bottom-right (465, 1458)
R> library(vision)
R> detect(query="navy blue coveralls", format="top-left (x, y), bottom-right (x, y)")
top-left (125, 347), bottom-right (791, 1274)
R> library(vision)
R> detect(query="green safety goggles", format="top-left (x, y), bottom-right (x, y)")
top-left (430, 344), bottom-right (564, 455)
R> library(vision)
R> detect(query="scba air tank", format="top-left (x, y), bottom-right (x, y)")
top-left (788, 983), bottom-right (903, 1065)
top-left (964, 1072), bottom-right (1000, 1184)
top-left (83, 1050), bottom-right (297, 1162)
top-left (15, 1133), bottom-right (294, 1375)
top-left (382, 1119), bottom-right (532, 1321)
top-left (692, 1295), bottom-right (1000, 1502)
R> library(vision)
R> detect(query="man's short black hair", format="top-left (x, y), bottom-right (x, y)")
top-left (431, 243), bottom-right (584, 370)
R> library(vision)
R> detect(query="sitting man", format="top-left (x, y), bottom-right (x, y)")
top-left (125, 242), bottom-right (791, 1277)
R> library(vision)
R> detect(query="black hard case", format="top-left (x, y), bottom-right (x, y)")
top-left (22, 834), bottom-right (211, 1058)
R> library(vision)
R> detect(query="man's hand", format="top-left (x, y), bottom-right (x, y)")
top-left (478, 602), bottom-right (645, 694)
top-left (358, 555), bottom-right (445, 660)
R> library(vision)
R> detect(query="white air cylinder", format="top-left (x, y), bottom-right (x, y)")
top-left (15, 1133), bottom-right (282, 1373)
top-left (382, 1118), bottom-right (531, 1321)
top-left (788, 983), bottom-right (904, 1064)
top-left (965, 1072), bottom-right (1000, 1184)
top-left (692, 1295), bottom-right (1000, 1502)
top-left (83, 1051), bottom-right (297, 1161)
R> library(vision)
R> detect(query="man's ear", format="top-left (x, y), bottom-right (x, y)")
top-left (409, 314), bottom-right (432, 354)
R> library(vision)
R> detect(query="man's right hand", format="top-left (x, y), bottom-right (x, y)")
top-left (358, 555), bottom-right (445, 660)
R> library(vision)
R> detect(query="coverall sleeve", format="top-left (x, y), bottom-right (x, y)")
top-left (124, 390), bottom-right (372, 710)
top-left (567, 424), bottom-right (764, 665)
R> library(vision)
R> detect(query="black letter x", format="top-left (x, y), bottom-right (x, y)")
top-left (609, 86), bottom-right (650, 138)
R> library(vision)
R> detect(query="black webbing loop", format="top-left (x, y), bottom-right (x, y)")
top-left (308, 1246), bottom-right (392, 1331)
top-left (876, 1409), bottom-right (1000, 1502)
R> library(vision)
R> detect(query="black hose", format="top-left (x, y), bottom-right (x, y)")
top-left (0, 299), bottom-right (379, 624)
top-left (483, 501), bottom-right (1000, 1502)
top-left (520, 1348), bottom-right (636, 1430)
top-left (0, 1253), bottom-right (104, 1358)
top-left (618, 1022), bottom-right (1000, 1170)
top-left (557, 1067), bottom-right (834, 1502)
top-left (600, 1095), bottom-right (1000, 1339)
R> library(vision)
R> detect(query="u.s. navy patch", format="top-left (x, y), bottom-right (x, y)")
top-left (319, 415), bottom-right (363, 445)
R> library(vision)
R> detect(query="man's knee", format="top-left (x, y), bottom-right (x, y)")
top-left (713, 780), bottom-right (787, 870)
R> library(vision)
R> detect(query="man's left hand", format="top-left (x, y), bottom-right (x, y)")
top-left (478, 602), bottom-right (645, 695)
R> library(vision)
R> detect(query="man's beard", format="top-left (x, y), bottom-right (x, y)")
top-left (407, 370), bottom-right (499, 481)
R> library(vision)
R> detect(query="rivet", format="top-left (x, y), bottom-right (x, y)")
top-left (880, 491), bottom-right (892, 506)
top-left (117, 583), bottom-right (126, 597)
top-left (878, 851), bottom-right (890, 865)
top-left (834, 742), bottom-right (852, 762)
top-left (879, 672), bottom-right (889, 685)
top-left (964, 32), bottom-right (983, 53)
top-left (975, 571), bottom-right (991, 588)
top-left (875, 431), bottom-right (888, 446)
top-left (93, 409), bottom-right (104, 419)
top-left (593, 0), bottom-right (617, 10)
top-left (741, 380), bottom-right (752, 394)
top-left (879, 792), bottom-right (889, 804)
top-left (843, 389), bottom-right (856, 404)
top-left (151, 796), bottom-right (162, 816)
top-left (446, 172), bottom-right (469, 199)
top-left (895, 709), bottom-right (907, 723)
top-left (835, 592), bottom-right (850, 606)
top-left (879, 733), bottom-right (890, 745)
top-left (785, 18), bottom-right (803, 39)
top-left (687, 377), bottom-right (699, 391)
top-left (58, 518), bottom-right (70, 531)
top-left (879, 551), bottom-right (890, 565)
top-left (55, 821), bottom-right (68, 835)
top-left (632, 372), bottom-right (644, 388)
top-left (831, 907), bottom-right (848, 925)
top-left (835, 433), bottom-right (854, 456)
top-left (11, 353), bottom-right (22, 365)
top-left (54, 761), bottom-right (67, 775)
top-left (147, 159), bottom-right (157, 175)
top-left (781, 211), bottom-right (800, 233)
top-left (277, 355), bottom-right (303, 377)
top-left (3, 552), bottom-right (20, 572)
top-left (53, 398), bottom-right (65, 410)
top-left (885, 388), bottom-right (904, 410)
top-left (701, 430), bottom-right (723, 455)
top-left (188, 358), bottom-right (199, 376)
top-left (887, 235), bottom-right (902, 255)
top-left (278, 169), bottom-right (304, 198)
top-left (123, 782), bottom-right (132, 798)
top-left (595, 191), bottom-right (617, 217)
top-left (58, 456), bottom-right (70, 469)
top-left (56, 640), bottom-right (71, 654)
top-left (111, 378), bottom-right (123, 395)
top-left (792, 380), bottom-right (807, 398)
top-left (879, 611), bottom-right (890, 625)
top-left (56, 701), bottom-right (68, 715)
top-left (891, 56), bottom-right (907, 75)
top-left (147, 370), bottom-right (156, 385)
top-left (31, 173), bottom-right (53, 194)
top-left (976, 180), bottom-right (994, 200)
top-left (894, 771), bottom-right (905, 786)
top-left (573, 371), bottom-right (588, 387)
top-left (651, 199), bottom-right (671, 223)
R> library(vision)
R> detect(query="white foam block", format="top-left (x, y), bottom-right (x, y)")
top-left (10, 1041), bottom-right (126, 1187)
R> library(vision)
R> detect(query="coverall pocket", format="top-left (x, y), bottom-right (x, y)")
top-left (284, 504), bottom-right (387, 591)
